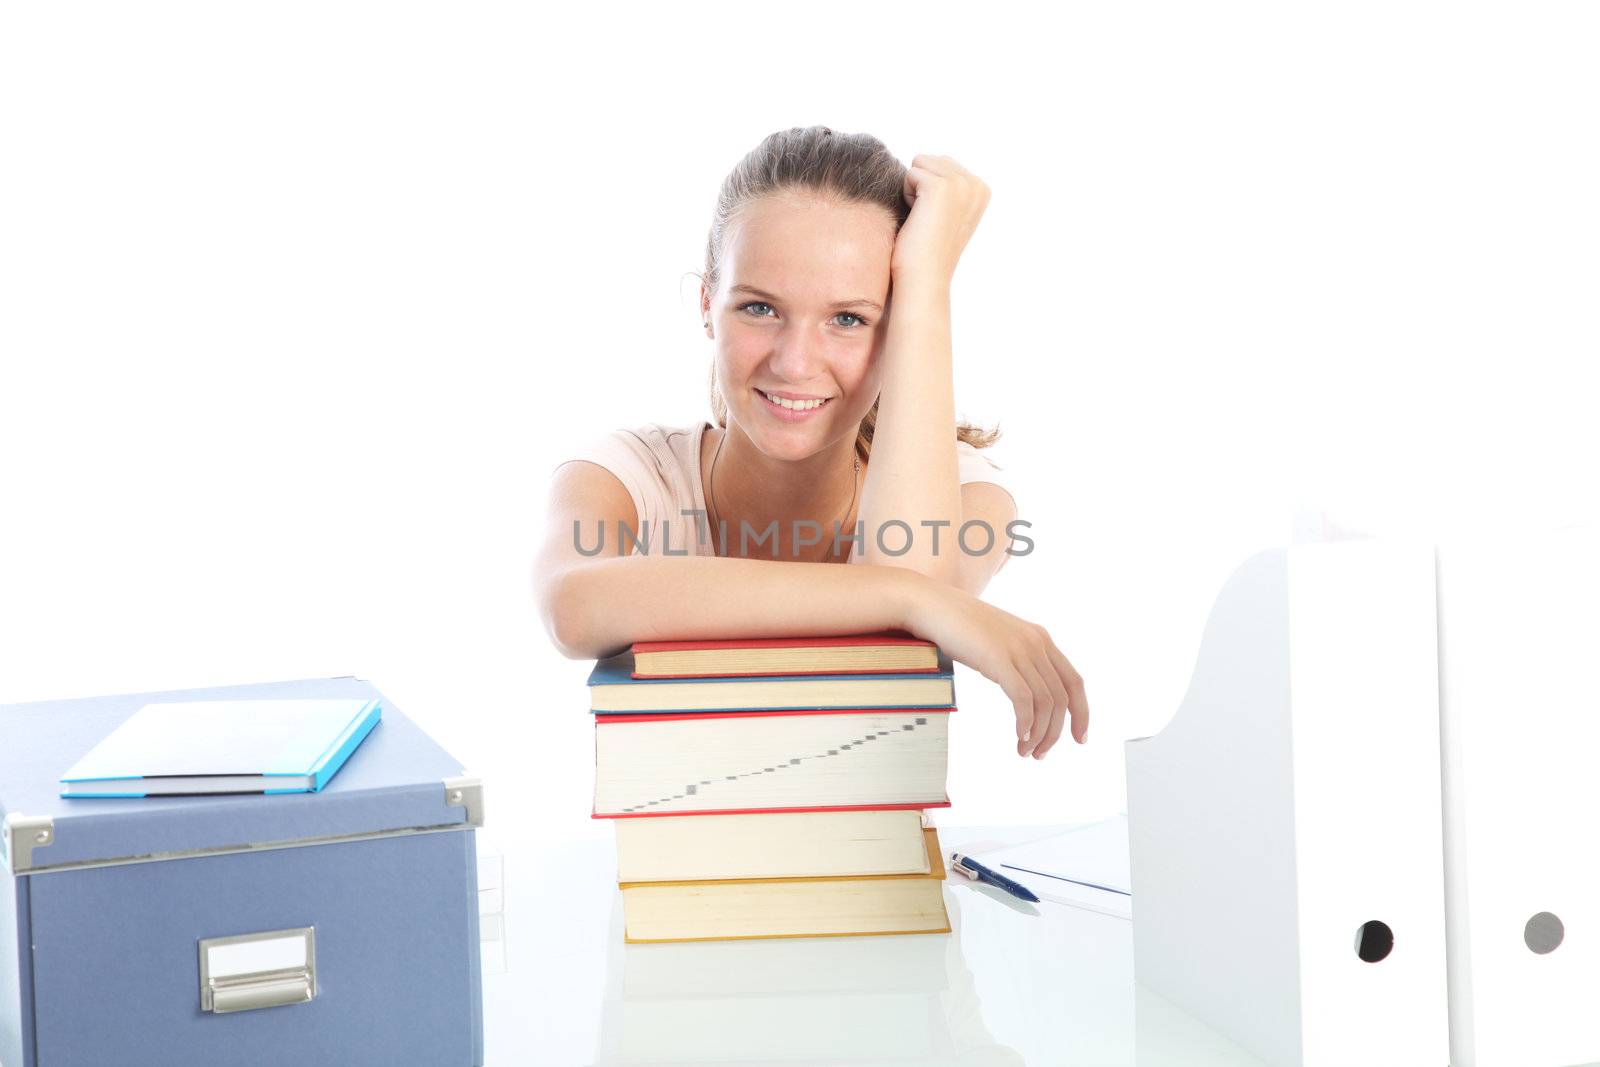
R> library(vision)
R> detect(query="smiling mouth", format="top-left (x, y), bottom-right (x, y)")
top-left (756, 388), bottom-right (833, 412)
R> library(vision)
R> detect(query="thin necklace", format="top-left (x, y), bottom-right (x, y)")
top-left (705, 427), bottom-right (861, 563)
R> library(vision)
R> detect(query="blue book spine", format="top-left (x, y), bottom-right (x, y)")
top-left (303, 699), bottom-right (384, 791)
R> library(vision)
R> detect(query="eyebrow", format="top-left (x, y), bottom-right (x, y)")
top-left (729, 284), bottom-right (883, 313)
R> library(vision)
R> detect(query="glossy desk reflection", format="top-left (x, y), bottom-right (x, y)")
top-left (481, 827), bottom-right (1269, 1066)
top-left (595, 889), bottom-right (1022, 1065)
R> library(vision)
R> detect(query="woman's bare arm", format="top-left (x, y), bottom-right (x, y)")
top-left (534, 458), bottom-right (1086, 756)
top-left (852, 156), bottom-right (992, 588)
top-left (535, 460), bottom-right (924, 660)
top-left (852, 281), bottom-right (964, 587)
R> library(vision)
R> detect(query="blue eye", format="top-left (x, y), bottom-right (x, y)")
top-left (734, 301), bottom-right (869, 328)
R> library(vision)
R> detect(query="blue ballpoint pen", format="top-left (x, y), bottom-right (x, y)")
top-left (950, 852), bottom-right (1041, 903)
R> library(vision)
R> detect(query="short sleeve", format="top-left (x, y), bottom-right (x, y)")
top-left (550, 430), bottom-right (664, 555)
top-left (956, 441), bottom-right (1019, 578)
top-left (955, 440), bottom-right (1016, 511)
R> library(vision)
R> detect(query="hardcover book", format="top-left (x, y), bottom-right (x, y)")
top-left (613, 808), bottom-right (932, 882)
top-left (619, 828), bottom-right (952, 942)
top-left (593, 708), bottom-right (952, 818)
top-left (630, 631), bottom-right (939, 679)
top-left (589, 649), bottom-right (955, 714)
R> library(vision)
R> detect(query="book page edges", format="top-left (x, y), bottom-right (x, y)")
top-left (622, 922), bottom-right (951, 945)
top-left (593, 797), bottom-right (952, 819)
top-left (618, 828), bottom-right (946, 889)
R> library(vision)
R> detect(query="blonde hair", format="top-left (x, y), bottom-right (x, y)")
top-left (702, 125), bottom-right (1000, 464)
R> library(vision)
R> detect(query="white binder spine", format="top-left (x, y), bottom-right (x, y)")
top-left (1437, 528), bottom-right (1600, 1066)
top-left (1126, 540), bottom-right (1449, 1066)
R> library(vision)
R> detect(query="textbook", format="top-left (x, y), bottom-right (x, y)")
top-left (588, 635), bottom-right (957, 944)
top-left (593, 707), bottom-right (952, 818)
top-left (589, 648), bottom-right (954, 713)
top-left (630, 631), bottom-right (939, 679)
top-left (59, 697), bottom-right (382, 797)
top-left (618, 828), bottom-right (951, 942)
top-left (614, 808), bottom-right (932, 882)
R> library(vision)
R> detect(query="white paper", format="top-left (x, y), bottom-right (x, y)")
top-left (976, 815), bottom-right (1132, 919)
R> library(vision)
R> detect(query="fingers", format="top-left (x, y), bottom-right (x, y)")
top-left (903, 165), bottom-right (935, 205)
top-left (972, 610), bottom-right (1086, 760)
top-left (1042, 640), bottom-right (1089, 747)
top-left (905, 155), bottom-right (988, 204)
top-left (1025, 637), bottom-right (1070, 759)
top-left (997, 666), bottom-right (1036, 756)
top-left (1067, 670), bottom-right (1089, 744)
top-left (1034, 700), bottom-right (1069, 758)
top-left (910, 153), bottom-right (963, 178)
top-left (907, 155), bottom-right (989, 203)
top-left (1012, 656), bottom-right (1057, 759)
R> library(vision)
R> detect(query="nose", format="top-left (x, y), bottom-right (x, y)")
top-left (766, 320), bottom-right (829, 385)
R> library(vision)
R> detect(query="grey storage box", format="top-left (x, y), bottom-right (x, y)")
top-left (0, 676), bottom-right (484, 1066)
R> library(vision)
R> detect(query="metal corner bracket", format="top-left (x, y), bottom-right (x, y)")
top-left (443, 775), bottom-right (485, 828)
top-left (2, 813), bottom-right (56, 874)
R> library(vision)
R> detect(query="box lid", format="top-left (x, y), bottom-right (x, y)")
top-left (0, 676), bottom-right (480, 875)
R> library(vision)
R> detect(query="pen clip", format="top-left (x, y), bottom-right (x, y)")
top-left (950, 853), bottom-right (980, 880)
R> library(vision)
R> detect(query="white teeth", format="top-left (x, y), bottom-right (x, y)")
top-left (762, 390), bottom-right (827, 411)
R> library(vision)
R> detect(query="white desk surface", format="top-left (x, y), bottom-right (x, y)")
top-left (479, 823), bottom-right (1270, 1066)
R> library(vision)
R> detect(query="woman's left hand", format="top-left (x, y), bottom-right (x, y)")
top-left (890, 154), bottom-right (991, 287)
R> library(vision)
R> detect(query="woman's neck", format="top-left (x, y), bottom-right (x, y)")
top-left (704, 423), bottom-right (862, 561)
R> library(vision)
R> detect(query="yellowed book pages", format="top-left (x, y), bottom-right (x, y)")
top-left (621, 828), bottom-right (951, 943)
top-left (594, 710), bottom-right (951, 816)
top-left (615, 808), bottom-right (930, 882)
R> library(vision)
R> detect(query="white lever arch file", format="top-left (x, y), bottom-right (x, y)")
top-left (1125, 540), bottom-right (1448, 1066)
top-left (1437, 527), bottom-right (1600, 1067)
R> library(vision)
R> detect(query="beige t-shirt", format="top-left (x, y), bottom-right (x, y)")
top-left (552, 421), bottom-right (1017, 566)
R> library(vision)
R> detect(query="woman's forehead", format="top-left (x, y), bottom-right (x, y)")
top-left (722, 193), bottom-right (895, 297)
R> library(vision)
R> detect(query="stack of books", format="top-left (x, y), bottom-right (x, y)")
top-left (587, 631), bottom-right (958, 943)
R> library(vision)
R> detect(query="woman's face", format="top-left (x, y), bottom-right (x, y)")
top-left (703, 191), bottom-right (896, 462)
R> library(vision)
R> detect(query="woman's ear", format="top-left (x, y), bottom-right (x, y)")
top-left (699, 282), bottom-right (714, 338)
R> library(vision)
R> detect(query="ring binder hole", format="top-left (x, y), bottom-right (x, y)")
top-left (1354, 920), bottom-right (1393, 963)
top-left (1524, 911), bottom-right (1564, 955)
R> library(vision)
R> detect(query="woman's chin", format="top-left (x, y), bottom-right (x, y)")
top-left (741, 414), bottom-right (830, 458)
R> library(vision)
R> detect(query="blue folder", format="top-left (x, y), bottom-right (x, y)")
top-left (58, 697), bottom-right (382, 798)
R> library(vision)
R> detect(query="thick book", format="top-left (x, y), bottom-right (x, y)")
top-left (589, 648), bottom-right (954, 713)
top-left (614, 808), bottom-right (932, 882)
top-left (619, 828), bottom-right (952, 942)
top-left (59, 697), bottom-right (382, 797)
top-left (630, 631), bottom-right (939, 679)
top-left (619, 914), bottom-right (950, 998)
top-left (593, 707), bottom-right (952, 818)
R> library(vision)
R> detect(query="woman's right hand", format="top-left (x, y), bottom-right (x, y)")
top-left (901, 579), bottom-right (1088, 758)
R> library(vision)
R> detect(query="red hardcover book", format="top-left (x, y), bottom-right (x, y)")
top-left (630, 630), bottom-right (939, 679)
top-left (592, 706), bottom-right (953, 818)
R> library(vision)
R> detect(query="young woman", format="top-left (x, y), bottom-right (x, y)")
top-left (535, 126), bottom-right (1087, 760)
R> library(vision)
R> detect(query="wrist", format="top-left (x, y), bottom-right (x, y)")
top-left (883, 565), bottom-right (938, 632)
top-left (888, 269), bottom-right (952, 303)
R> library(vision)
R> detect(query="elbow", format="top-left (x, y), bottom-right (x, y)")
top-left (537, 567), bottom-right (600, 660)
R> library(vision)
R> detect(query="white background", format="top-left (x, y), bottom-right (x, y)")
top-left (3, 3), bottom-right (1596, 840)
